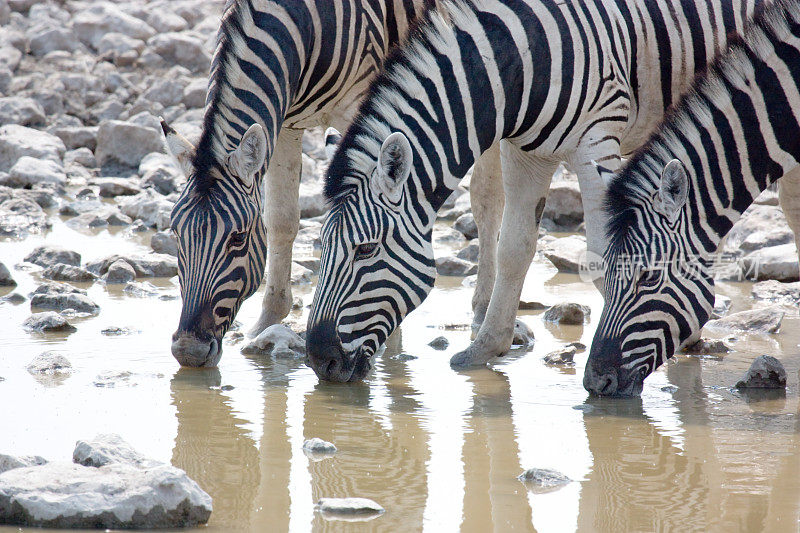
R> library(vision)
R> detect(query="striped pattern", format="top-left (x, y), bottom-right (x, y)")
top-left (587, 0), bottom-right (800, 396)
top-left (169, 0), bottom-right (436, 359)
top-left (307, 0), bottom-right (760, 381)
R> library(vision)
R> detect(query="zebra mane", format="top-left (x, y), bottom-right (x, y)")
top-left (190, 0), bottom-right (251, 194)
top-left (604, 0), bottom-right (800, 246)
top-left (325, 0), bottom-right (475, 204)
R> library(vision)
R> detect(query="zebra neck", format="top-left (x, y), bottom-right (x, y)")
top-left (628, 0), bottom-right (800, 255)
top-left (197, 0), bottom-right (309, 186)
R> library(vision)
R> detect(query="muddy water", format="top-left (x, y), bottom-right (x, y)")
top-left (1, 217), bottom-right (800, 533)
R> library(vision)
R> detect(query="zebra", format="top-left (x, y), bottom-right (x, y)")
top-left (161, 0), bottom-right (505, 367)
top-left (585, 0), bottom-right (800, 396)
top-left (305, 0), bottom-right (777, 382)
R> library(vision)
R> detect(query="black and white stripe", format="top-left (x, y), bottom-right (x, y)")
top-left (168, 0), bottom-right (437, 367)
top-left (306, 0), bottom-right (762, 381)
top-left (586, 0), bottom-right (800, 396)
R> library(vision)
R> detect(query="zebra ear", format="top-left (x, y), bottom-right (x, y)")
top-left (324, 127), bottom-right (342, 161)
top-left (591, 160), bottom-right (616, 188)
top-left (655, 159), bottom-right (689, 224)
top-left (227, 123), bottom-right (267, 188)
top-left (376, 132), bottom-right (413, 200)
top-left (161, 118), bottom-right (195, 176)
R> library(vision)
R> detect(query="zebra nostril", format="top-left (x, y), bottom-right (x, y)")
top-left (325, 358), bottom-right (338, 378)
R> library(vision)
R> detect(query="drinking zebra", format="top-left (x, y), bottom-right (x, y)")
top-left (306, 0), bottom-right (771, 381)
top-left (586, 0), bottom-right (800, 396)
top-left (163, 0), bottom-right (505, 367)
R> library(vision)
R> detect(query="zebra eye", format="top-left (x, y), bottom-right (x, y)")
top-left (637, 269), bottom-right (661, 289)
top-left (229, 231), bottom-right (247, 248)
top-left (354, 242), bottom-right (378, 260)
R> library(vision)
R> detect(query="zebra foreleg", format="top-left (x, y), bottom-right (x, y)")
top-left (572, 133), bottom-right (625, 295)
top-left (249, 128), bottom-right (303, 337)
top-left (450, 144), bottom-right (558, 368)
top-left (469, 142), bottom-right (504, 328)
top-left (778, 166), bottom-right (800, 257)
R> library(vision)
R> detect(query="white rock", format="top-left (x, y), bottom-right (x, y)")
top-left (94, 177), bottom-right (142, 197)
top-left (147, 33), bottom-right (211, 72)
top-left (73, 434), bottom-right (154, 468)
top-left (740, 243), bottom-right (799, 282)
top-left (542, 234), bottom-right (586, 273)
top-left (241, 324), bottom-right (305, 359)
top-left (88, 254), bottom-right (177, 278)
top-left (315, 497), bottom-right (384, 521)
top-left (0, 454), bottom-right (46, 475)
top-left (73, 4), bottom-right (156, 49)
top-left (141, 79), bottom-right (186, 107)
top-left (146, 11), bottom-right (188, 33)
top-left (751, 280), bottom-right (800, 304)
top-left (454, 212), bottom-right (477, 239)
top-left (96, 32), bottom-right (145, 57)
top-left (7, 157), bottom-right (66, 187)
top-left (0, 462), bottom-right (211, 528)
top-left (512, 319), bottom-right (535, 347)
top-left (28, 27), bottom-right (77, 57)
top-left (117, 189), bottom-right (174, 227)
top-left (705, 306), bottom-right (784, 334)
top-left (42, 264), bottom-right (96, 283)
top-left (30, 282), bottom-right (100, 315)
top-left (182, 78), bottom-right (207, 108)
top-left (64, 147), bottom-right (97, 168)
top-left (0, 125), bottom-right (65, 172)
top-left (723, 205), bottom-right (791, 254)
top-left (291, 262), bottom-right (313, 284)
top-left (0, 97), bottom-right (45, 127)
top-left (103, 259), bottom-right (136, 284)
top-left (51, 126), bottom-right (99, 152)
top-left (95, 120), bottom-right (164, 168)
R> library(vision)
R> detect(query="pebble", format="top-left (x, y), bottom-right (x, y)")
top-left (26, 351), bottom-right (73, 375)
top-left (518, 468), bottom-right (571, 493)
top-left (315, 497), bottom-right (385, 521)
top-left (543, 346), bottom-right (577, 365)
top-left (428, 336), bottom-right (449, 350)
top-left (302, 438), bottom-right (337, 458)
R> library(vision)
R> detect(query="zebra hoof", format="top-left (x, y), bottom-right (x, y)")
top-left (449, 347), bottom-right (492, 369)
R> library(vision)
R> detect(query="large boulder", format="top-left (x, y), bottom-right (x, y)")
top-left (0, 125), bottom-right (66, 172)
top-left (0, 462), bottom-right (211, 528)
top-left (95, 120), bottom-right (164, 168)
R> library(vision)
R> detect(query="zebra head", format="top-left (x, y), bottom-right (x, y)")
top-left (306, 129), bottom-right (436, 382)
top-left (585, 159), bottom-right (714, 396)
top-left (163, 121), bottom-right (268, 367)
